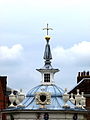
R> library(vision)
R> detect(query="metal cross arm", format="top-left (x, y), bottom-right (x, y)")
top-left (43, 24), bottom-right (53, 35)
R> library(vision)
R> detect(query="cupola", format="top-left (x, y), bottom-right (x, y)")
top-left (36, 24), bottom-right (59, 85)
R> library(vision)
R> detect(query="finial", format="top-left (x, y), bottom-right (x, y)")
top-left (43, 24), bottom-right (53, 67)
top-left (43, 23), bottom-right (53, 36)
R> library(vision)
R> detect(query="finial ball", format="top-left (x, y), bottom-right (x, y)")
top-left (45, 36), bottom-right (51, 41)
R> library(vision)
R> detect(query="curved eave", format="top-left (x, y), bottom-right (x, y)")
top-left (36, 69), bottom-right (59, 73)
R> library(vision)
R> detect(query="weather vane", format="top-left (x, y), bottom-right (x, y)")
top-left (43, 23), bottom-right (53, 35)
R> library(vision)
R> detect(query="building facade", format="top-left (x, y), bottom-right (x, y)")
top-left (69, 71), bottom-right (90, 120)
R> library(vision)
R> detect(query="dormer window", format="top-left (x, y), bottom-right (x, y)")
top-left (44, 74), bottom-right (50, 82)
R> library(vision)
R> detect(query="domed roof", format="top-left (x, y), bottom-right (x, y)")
top-left (26, 84), bottom-right (64, 97)
top-left (21, 84), bottom-right (75, 110)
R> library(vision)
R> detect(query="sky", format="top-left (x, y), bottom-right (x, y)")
top-left (0, 0), bottom-right (90, 93)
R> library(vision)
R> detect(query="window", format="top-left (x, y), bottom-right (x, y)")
top-left (44, 74), bottom-right (50, 82)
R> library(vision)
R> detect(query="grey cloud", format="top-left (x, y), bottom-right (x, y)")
top-left (52, 41), bottom-right (90, 67)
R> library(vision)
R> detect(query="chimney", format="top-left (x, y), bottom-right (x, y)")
top-left (0, 76), bottom-right (7, 110)
top-left (77, 71), bottom-right (90, 83)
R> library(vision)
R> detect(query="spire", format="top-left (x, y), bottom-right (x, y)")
top-left (44, 36), bottom-right (52, 61)
top-left (36, 24), bottom-right (59, 85)
top-left (43, 24), bottom-right (53, 66)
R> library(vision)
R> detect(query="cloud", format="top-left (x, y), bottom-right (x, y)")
top-left (0, 44), bottom-right (23, 61)
top-left (52, 41), bottom-right (90, 67)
